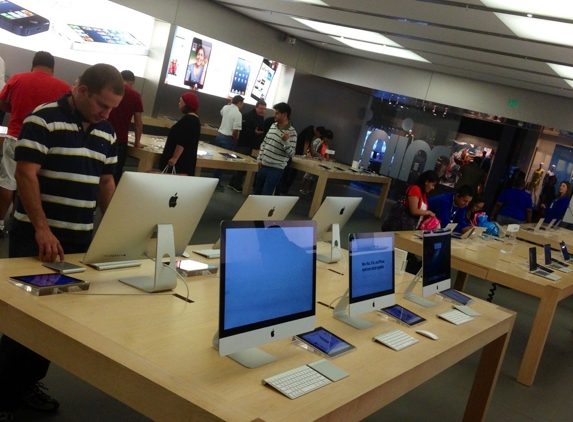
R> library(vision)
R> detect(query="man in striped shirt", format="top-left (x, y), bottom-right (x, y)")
top-left (254, 102), bottom-right (297, 195)
top-left (0, 64), bottom-right (124, 418)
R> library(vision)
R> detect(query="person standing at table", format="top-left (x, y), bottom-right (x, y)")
top-left (0, 51), bottom-right (70, 238)
top-left (0, 64), bottom-right (124, 420)
top-left (543, 181), bottom-right (571, 224)
top-left (228, 99), bottom-right (266, 193)
top-left (0, 55), bottom-right (5, 125)
top-left (490, 177), bottom-right (532, 225)
top-left (159, 92), bottom-right (201, 176)
top-left (213, 95), bottom-right (243, 191)
top-left (254, 102), bottom-right (297, 195)
top-left (428, 184), bottom-right (474, 233)
top-left (107, 70), bottom-right (144, 185)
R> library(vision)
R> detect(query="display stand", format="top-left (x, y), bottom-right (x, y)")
top-left (317, 223), bottom-right (342, 264)
top-left (119, 224), bottom-right (178, 293)
top-left (403, 268), bottom-right (436, 308)
top-left (212, 332), bottom-right (276, 368)
top-left (333, 289), bottom-right (373, 329)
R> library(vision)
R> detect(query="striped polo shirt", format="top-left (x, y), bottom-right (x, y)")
top-left (14, 94), bottom-right (118, 243)
top-left (257, 122), bottom-right (297, 169)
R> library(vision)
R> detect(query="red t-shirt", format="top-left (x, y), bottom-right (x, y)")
top-left (0, 71), bottom-right (70, 138)
top-left (107, 84), bottom-right (144, 144)
top-left (403, 185), bottom-right (427, 210)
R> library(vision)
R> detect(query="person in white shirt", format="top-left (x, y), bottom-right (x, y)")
top-left (213, 95), bottom-right (243, 191)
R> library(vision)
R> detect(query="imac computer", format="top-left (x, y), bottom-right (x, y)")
top-left (312, 196), bottom-right (362, 264)
top-left (213, 220), bottom-right (316, 368)
top-left (333, 232), bottom-right (395, 329)
top-left (193, 195), bottom-right (298, 258)
top-left (404, 229), bottom-right (452, 308)
top-left (82, 172), bottom-right (217, 292)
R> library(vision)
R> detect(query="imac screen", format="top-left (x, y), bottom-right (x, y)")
top-left (312, 197), bottom-right (362, 241)
top-left (348, 232), bottom-right (395, 315)
top-left (422, 230), bottom-right (451, 296)
top-left (218, 220), bottom-right (316, 356)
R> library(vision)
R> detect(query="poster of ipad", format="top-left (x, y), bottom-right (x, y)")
top-left (251, 59), bottom-right (278, 101)
top-left (184, 38), bottom-right (212, 90)
top-left (164, 26), bottom-right (294, 105)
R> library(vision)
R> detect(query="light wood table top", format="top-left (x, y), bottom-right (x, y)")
top-left (291, 157), bottom-right (391, 218)
top-left (141, 115), bottom-right (219, 136)
top-left (394, 231), bottom-right (573, 386)
top-left (0, 244), bottom-right (514, 422)
top-left (127, 133), bottom-right (258, 196)
top-left (517, 224), bottom-right (573, 250)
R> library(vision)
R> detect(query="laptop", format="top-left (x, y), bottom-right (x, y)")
top-left (193, 195), bottom-right (298, 259)
top-left (560, 241), bottom-right (573, 263)
top-left (528, 247), bottom-right (561, 281)
top-left (451, 226), bottom-right (486, 240)
top-left (414, 222), bottom-right (456, 238)
top-left (544, 243), bottom-right (572, 273)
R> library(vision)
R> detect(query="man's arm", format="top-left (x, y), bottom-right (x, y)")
top-left (133, 112), bottom-right (143, 148)
top-left (0, 98), bottom-right (10, 113)
top-left (97, 174), bottom-right (116, 215)
top-left (15, 161), bottom-right (64, 262)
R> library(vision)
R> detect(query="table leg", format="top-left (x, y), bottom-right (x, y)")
top-left (375, 180), bottom-right (391, 218)
top-left (463, 328), bottom-right (513, 422)
top-left (454, 271), bottom-right (469, 291)
top-left (194, 166), bottom-right (202, 177)
top-left (309, 176), bottom-right (328, 218)
top-left (516, 288), bottom-right (559, 386)
top-left (243, 171), bottom-right (254, 196)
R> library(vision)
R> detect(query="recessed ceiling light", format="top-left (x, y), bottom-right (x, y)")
top-left (292, 17), bottom-right (401, 47)
top-left (494, 14), bottom-right (573, 47)
top-left (481, 1), bottom-right (573, 20)
top-left (331, 37), bottom-right (430, 62)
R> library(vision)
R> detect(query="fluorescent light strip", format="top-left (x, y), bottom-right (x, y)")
top-left (481, 0), bottom-right (573, 20)
top-left (547, 63), bottom-right (573, 80)
top-left (332, 37), bottom-right (430, 63)
top-left (495, 14), bottom-right (573, 47)
top-left (292, 17), bottom-right (401, 47)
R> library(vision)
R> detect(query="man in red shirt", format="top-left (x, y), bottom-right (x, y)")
top-left (0, 51), bottom-right (70, 236)
top-left (107, 70), bottom-right (144, 185)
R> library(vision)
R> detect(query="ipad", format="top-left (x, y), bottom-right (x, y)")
top-left (379, 304), bottom-right (426, 327)
top-left (295, 327), bottom-right (356, 358)
top-left (439, 288), bottom-right (474, 305)
top-left (8, 273), bottom-right (89, 296)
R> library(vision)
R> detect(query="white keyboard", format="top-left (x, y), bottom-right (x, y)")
top-left (89, 260), bottom-right (142, 270)
top-left (438, 309), bottom-right (473, 325)
top-left (263, 364), bottom-right (331, 399)
top-left (373, 329), bottom-right (418, 351)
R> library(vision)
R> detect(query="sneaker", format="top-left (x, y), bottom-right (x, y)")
top-left (215, 184), bottom-right (225, 192)
top-left (20, 382), bottom-right (60, 412)
top-left (229, 185), bottom-right (243, 193)
top-left (0, 412), bottom-right (13, 421)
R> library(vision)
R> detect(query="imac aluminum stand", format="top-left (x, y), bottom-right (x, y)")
top-left (212, 332), bottom-right (276, 368)
top-left (119, 224), bottom-right (178, 293)
top-left (333, 289), bottom-right (373, 329)
top-left (317, 223), bottom-right (342, 264)
top-left (403, 268), bottom-right (436, 308)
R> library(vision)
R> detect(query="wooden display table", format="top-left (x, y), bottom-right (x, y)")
top-left (141, 115), bottom-right (218, 136)
top-left (0, 246), bottom-right (514, 421)
top-left (517, 224), bottom-right (573, 250)
top-left (394, 231), bottom-right (573, 386)
top-left (127, 134), bottom-right (257, 196)
top-left (290, 157), bottom-right (391, 218)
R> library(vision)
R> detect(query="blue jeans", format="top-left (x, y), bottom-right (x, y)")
top-left (213, 133), bottom-right (235, 183)
top-left (254, 165), bottom-right (284, 195)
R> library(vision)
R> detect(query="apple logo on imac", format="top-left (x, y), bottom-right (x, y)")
top-left (270, 329), bottom-right (275, 337)
top-left (169, 193), bottom-right (178, 208)
top-left (339, 206), bottom-right (345, 215)
top-left (268, 207), bottom-right (275, 217)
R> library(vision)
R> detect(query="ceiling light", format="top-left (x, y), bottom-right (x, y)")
top-left (547, 63), bottom-right (573, 79)
top-left (292, 17), bottom-right (401, 46)
top-left (494, 14), bottom-right (573, 47)
top-left (283, 0), bottom-right (330, 6)
top-left (480, 1), bottom-right (573, 20)
top-left (331, 37), bottom-right (430, 62)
